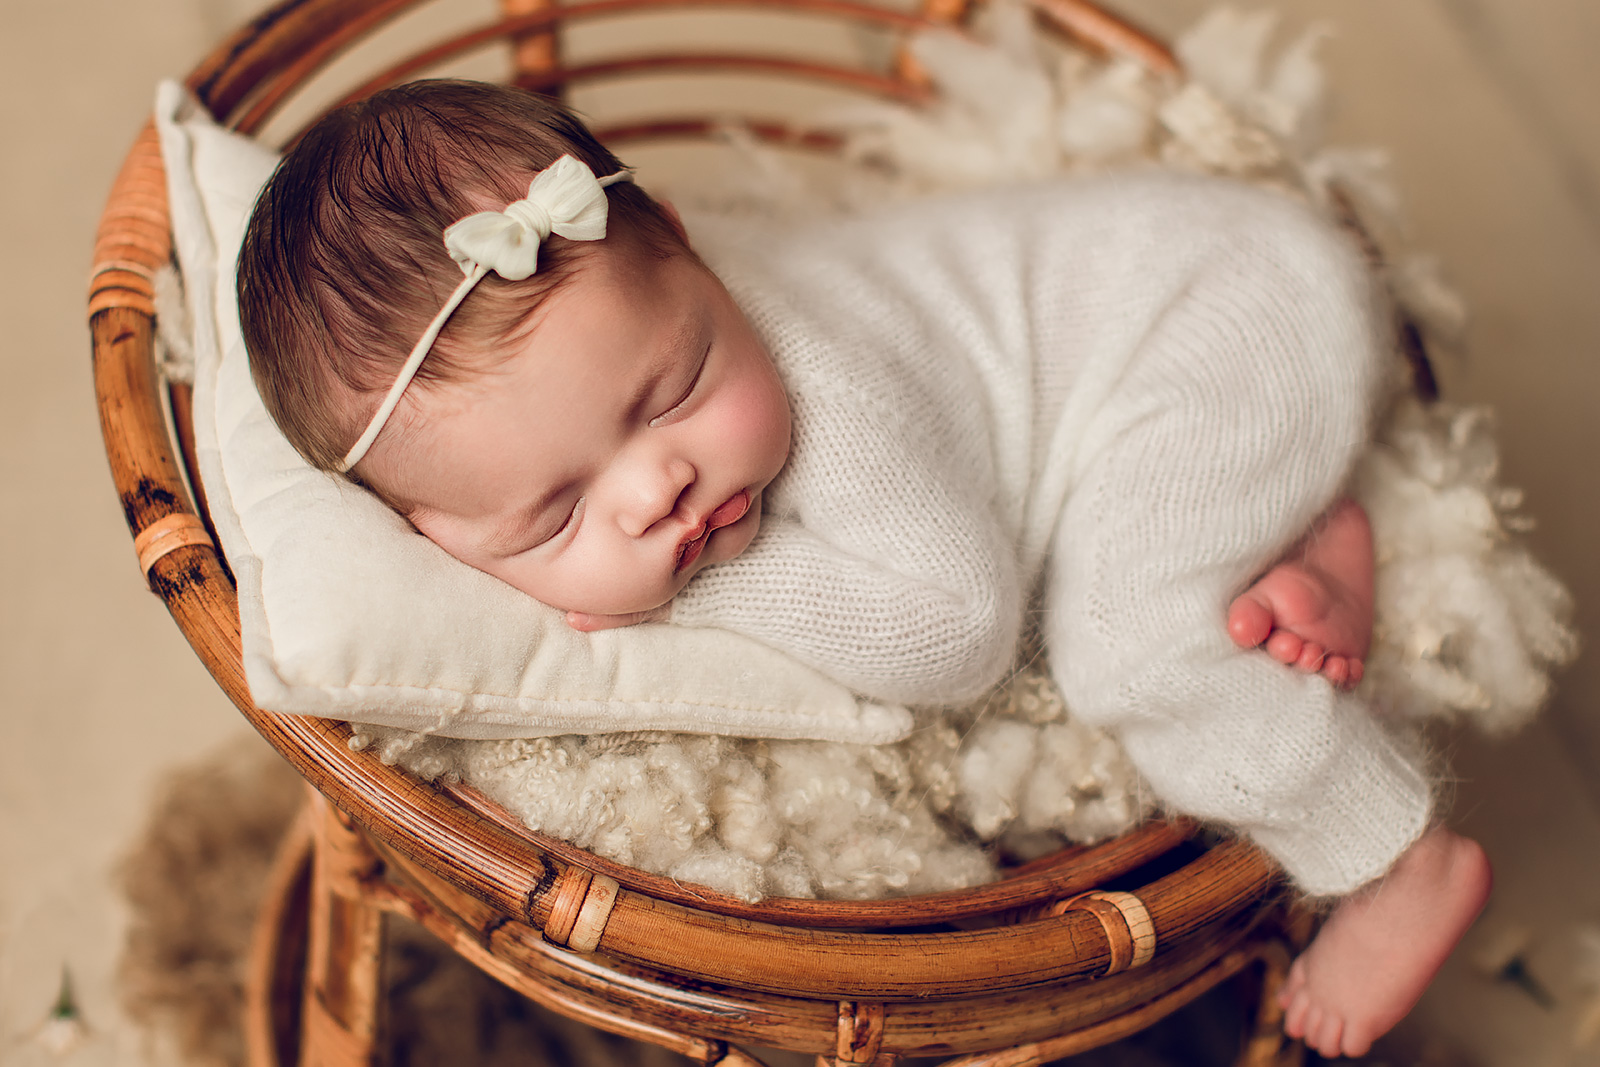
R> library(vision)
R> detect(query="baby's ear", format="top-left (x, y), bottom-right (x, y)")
top-left (658, 198), bottom-right (690, 246)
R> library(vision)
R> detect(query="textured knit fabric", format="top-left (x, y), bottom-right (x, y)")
top-left (672, 171), bottom-right (1433, 895)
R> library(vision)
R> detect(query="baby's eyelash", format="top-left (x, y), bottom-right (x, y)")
top-left (526, 497), bottom-right (583, 552)
top-left (649, 346), bottom-right (710, 427)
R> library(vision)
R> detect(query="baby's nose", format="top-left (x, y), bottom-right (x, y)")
top-left (619, 457), bottom-right (695, 537)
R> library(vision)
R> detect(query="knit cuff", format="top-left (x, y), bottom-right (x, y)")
top-left (1248, 725), bottom-right (1434, 897)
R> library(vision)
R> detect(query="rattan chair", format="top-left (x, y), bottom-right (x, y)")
top-left (90, 0), bottom-right (1320, 1062)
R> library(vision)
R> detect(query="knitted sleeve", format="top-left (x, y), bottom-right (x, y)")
top-left (666, 207), bottom-right (1030, 707)
top-left (670, 386), bottom-right (1023, 706)
top-left (1043, 192), bottom-right (1432, 896)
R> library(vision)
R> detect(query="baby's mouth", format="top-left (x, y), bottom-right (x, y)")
top-left (675, 491), bottom-right (751, 574)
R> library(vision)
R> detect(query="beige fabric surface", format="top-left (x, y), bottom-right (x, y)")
top-left (161, 86), bottom-right (910, 745)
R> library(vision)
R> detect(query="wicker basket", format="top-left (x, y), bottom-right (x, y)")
top-left (89, 1), bottom-right (1310, 1063)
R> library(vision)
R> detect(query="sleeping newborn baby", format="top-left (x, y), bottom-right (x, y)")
top-left (238, 79), bottom-right (1489, 1057)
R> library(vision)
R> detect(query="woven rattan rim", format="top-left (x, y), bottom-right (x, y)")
top-left (195, 0), bottom-right (1173, 138)
top-left (134, 512), bottom-right (216, 576)
top-left (89, 0), bottom-right (1282, 999)
top-left (1056, 890), bottom-right (1159, 975)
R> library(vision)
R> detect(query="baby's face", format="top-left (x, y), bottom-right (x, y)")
top-left (375, 248), bottom-right (791, 615)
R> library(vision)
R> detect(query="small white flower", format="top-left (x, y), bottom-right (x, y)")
top-left (30, 970), bottom-right (90, 1057)
top-left (34, 1015), bottom-right (90, 1057)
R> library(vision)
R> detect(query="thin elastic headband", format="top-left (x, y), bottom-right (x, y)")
top-left (338, 155), bottom-right (635, 472)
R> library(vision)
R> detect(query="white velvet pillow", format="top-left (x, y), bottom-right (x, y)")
top-left (154, 82), bottom-right (911, 743)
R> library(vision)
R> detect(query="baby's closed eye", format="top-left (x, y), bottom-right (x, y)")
top-left (481, 493), bottom-right (582, 559)
top-left (524, 499), bottom-right (582, 556)
top-left (648, 343), bottom-right (710, 427)
top-left (517, 496), bottom-right (584, 555)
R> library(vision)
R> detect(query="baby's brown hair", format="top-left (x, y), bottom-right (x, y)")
top-left (237, 80), bottom-right (689, 473)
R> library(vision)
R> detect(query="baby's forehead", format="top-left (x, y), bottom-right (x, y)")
top-left (400, 253), bottom-right (711, 443)
top-left (516, 252), bottom-right (712, 369)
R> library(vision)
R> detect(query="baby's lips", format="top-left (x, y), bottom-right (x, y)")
top-left (707, 490), bottom-right (750, 531)
top-left (674, 491), bottom-right (751, 574)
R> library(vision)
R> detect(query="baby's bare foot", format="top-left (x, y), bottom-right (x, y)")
top-left (1228, 498), bottom-right (1374, 688)
top-left (1280, 827), bottom-right (1491, 1057)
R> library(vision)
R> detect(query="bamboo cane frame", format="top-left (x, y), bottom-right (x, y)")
top-left (252, 817), bottom-right (1293, 1062)
top-left (89, 0), bottom-right (1314, 1063)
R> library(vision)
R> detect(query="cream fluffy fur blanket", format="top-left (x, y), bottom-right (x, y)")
top-left (342, 7), bottom-right (1576, 902)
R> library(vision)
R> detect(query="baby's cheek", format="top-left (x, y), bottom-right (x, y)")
top-left (718, 373), bottom-right (791, 465)
top-left (490, 556), bottom-right (557, 607)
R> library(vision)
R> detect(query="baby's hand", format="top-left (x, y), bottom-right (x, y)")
top-left (565, 605), bottom-right (671, 631)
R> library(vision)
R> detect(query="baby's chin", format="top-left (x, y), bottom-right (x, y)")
top-left (535, 507), bottom-right (762, 618)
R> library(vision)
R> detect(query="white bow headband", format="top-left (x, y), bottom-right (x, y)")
top-left (338, 154), bottom-right (634, 472)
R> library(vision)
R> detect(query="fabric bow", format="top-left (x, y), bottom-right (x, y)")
top-left (336, 155), bottom-right (632, 472)
top-left (443, 154), bottom-right (623, 280)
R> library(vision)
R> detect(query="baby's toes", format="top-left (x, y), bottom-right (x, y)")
top-left (1266, 630), bottom-right (1304, 666)
top-left (1227, 593), bottom-right (1275, 649)
top-left (1341, 1020), bottom-right (1376, 1059)
top-left (1321, 655), bottom-right (1351, 688)
top-left (1277, 958), bottom-right (1308, 1008)
top-left (1310, 1012), bottom-right (1345, 1058)
top-left (1347, 658), bottom-right (1364, 687)
top-left (1283, 992), bottom-right (1311, 1039)
top-left (1295, 641), bottom-right (1327, 673)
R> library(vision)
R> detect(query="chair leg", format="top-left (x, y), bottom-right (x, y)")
top-left (245, 802), bottom-right (315, 1067)
top-left (1235, 939), bottom-right (1305, 1067)
top-left (301, 790), bottom-right (387, 1067)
